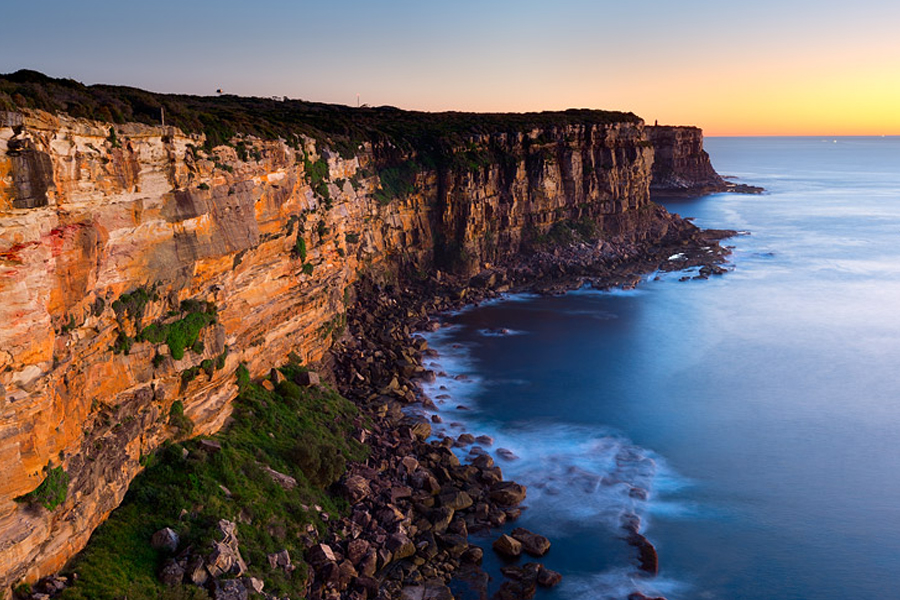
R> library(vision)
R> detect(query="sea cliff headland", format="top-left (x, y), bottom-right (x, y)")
top-left (0, 70), bottom-right (733, 599)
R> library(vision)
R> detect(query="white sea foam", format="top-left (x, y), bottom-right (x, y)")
top-left (560, 569), bottom-right (691, 600)
top-left (416, 321), bottom-right (695, 598)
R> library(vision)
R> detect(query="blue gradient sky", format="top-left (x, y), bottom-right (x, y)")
top-left (2, 0), bottom-right (899, 134)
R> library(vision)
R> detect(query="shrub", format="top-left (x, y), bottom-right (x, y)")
top-left (168, 401), bottom-right (194, 436)
top-left (293, 236), bottom-right (307, 261)
top-left (301, 262), bottom-right (314, 276)
top-left (15, 463), bottom-right (69, 510)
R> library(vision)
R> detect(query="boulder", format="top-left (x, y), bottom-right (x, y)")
top-left (429, 506), bottom-right (454, 533)
top-left (262, 465), bottom-right (297, 490)
top-left (341, 475), bottom-right (371, 503)
top-left (150, 527), bottom-right (180, 553)
top-left (439, 490), bottom-right (473, 511)
top-left (510, 527), bottom-right (551, 557)
top-left (496, 448), bottom-right (519, 460)
top-left (461, 545), bottom-right (484, 564)
top-left (537, 566), bottom-right (562, 587)
top-left (400, 583), bottom-right (455, 600)
top-left (296, 370), bottom-right (321, 386)
top-left (492, 534), bottom-right (523, 558)
top-left (346, 538), bottom-right (370, 565)
top-left (211, 579), bottom-right (249, 600)
top-left (199, 439), bottom-right (223, 453)
top-left (266, 549), bottom-right (294, 573)
top-left (386, 533), bottom-right (416, 561)
top-left (159, 558), bottom-right (185, 586)
top-left (306, 543), bottom-right (337, 568)
top-left (627, 532), bottom-right (659, 575)
top-left (243, 576), bottom-right (265, 594)
top-left (489, 482), bottom-right (527, 506)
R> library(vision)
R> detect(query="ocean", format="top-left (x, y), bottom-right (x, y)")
top-left (416, 136), bottom-right (900, 599)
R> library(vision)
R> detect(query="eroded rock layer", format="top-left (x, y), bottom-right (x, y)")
top-left (0, 108), bottom-right (690, 590)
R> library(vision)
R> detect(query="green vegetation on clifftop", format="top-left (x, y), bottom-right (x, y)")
top-left (0, 69), bottom-right (640, 164)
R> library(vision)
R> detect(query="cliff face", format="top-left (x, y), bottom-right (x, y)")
top-left (646, 125), bottom-right (726, 196)
top-left (0, 109), bottom-right (666, 590)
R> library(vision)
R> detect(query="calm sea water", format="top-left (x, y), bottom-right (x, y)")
top-left (419, 137), bottom-right (900, 599)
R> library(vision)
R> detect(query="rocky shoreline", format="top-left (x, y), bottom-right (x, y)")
top-left (315, 218), bottom-right (736, 600)
top-left (14, 212), bottom-right (734, 600)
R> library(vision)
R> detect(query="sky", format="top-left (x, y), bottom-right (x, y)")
top-left (2, 0), bottom-right (899, 135)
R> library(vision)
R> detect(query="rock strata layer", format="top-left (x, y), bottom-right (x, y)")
top-left (0, 106), bottom-right (729, 593)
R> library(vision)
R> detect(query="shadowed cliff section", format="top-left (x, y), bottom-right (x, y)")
top-left (0, 72), bottom-right (725, 596)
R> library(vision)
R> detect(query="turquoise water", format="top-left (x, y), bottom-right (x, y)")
top-left (419, 137), bottom-right (900, 599)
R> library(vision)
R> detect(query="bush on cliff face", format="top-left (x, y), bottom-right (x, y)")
top-left (59, 358), bottom-right (367, 600)
top-left (14, 463), bottom-right (69, 511)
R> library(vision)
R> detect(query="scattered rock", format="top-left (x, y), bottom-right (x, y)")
top-left (492, 534), bottom-right (523, 558)
top-left (261, 465), bottom-right (297, 490)
top-left (489, 482), bottom-right (527, 506)
top-left (496, 448), bottom-right (519, 461)
top-left (510, 527), bottom-right (550, 557)
top-left (296, 370), bottom-right (321, 386)
top-left (150, 527), bottom-right (180, 553)
top-left (199, 439), bottom-right (223, 453)
top-left (537, 566), bottom-right (562, 587)
top-left (211, 578), bottom-right (249, 600)
top-left (266, 549), bottom-right (294, 573)
top-left (341, 475), bottom-right (371, 503)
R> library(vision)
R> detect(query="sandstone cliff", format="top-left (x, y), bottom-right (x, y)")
top-left (646, 125), bottom-right (727, 196)
top-left (0, 105), bottom-right (680, 591)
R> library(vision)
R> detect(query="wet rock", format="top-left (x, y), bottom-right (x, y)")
top-left (489, 482), bottom-right (527, 506)
top-left (471, 454), bottom-right (494, 469)
top-left (628, 593), bottom-right (666, 600)
top-left (537, 566), bottom-right (562, 587)
top-left (510, 527), bottom-right (550, 557)
top-left (150, 527), bottom-right (180, 552)
top-left (626, 532), bottom-right (659, 575)
top-left (461, 545), bottom-right (484, 564)
top-left (496, 448), bottom-right (519, 461)
top-left (492, 534), bottom-right (523, 557)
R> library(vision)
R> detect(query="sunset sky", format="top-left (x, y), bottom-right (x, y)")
top-left (2, 0), bottom-right (899, 135)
